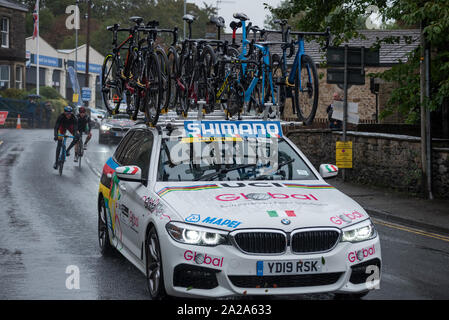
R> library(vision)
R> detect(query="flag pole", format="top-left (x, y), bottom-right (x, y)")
top-left (36, 0), bottom-right (39, 95)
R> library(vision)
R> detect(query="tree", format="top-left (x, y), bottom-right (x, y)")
top-left (265, 0), bottom-right (449, 124)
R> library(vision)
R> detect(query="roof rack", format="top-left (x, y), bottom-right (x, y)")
top-left (155, 101), bottom-right (301, 127)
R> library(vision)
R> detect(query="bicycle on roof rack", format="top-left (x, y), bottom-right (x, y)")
top-left (101, 17), bottom-right (144, 117)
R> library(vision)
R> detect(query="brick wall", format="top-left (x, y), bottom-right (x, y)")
top-left (286, 129), bottom-right (449, 199)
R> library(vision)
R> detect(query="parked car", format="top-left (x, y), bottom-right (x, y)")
top-left (98, 113), bottom-right (135, 144)
top-left (89, 107), bottom-right (107, 128)
top-left (97, 120), bottom-right (381, 299)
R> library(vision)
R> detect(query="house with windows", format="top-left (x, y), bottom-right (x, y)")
top-left (0, 0), bottom-right (27, 91)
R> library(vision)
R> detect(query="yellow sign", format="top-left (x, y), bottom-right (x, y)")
top-left (336, 141), bottom-right (353, 168)
top-left (72, 93), bottom-right (79, 103)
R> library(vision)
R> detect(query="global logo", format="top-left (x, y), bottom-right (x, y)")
top-left (281, 219), bottom-right (291, 225)
top-left (185, 214), bottom-right (201, 223)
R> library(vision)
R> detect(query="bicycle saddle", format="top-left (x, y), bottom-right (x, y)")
top-left (233, 13), bottom-right (249, 21)
top-left (183, 14), bottom-right (196, 23)
top-left (147, 20), bottom-right (159, 28)
top-left (210, 16), bottom-right (225, 28)
top-left (229, 21), bottom-right (242, 29)
top-left (106, 24), bottom-right (120, 31)
top-left (129, 16), bottom-right (144, 25)
top-left (273, 19), bottom-right (288, 26)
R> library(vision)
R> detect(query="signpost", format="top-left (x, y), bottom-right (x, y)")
top-left (327, 46), bottom-right (379, 180)
top-left (81, 87), bottom-right (92, 102)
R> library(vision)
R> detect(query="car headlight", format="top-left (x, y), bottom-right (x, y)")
top-left (100, 124), bottom-right (111, 131)
top-left (166, 222), bottom-right (229, 246)
top-left (341, 220), bottom-right (377, 243)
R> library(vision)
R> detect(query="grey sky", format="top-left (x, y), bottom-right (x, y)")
top-left (190, 0), bottom-right (283, 32)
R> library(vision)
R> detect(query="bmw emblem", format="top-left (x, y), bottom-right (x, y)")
top-left (281, 219), bottom-right (291, 225)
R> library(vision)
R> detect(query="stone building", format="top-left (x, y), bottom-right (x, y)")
top-left (223, 29), bottom-right (420, 124)
top-left (26, 36), bottom-right (104, 107)
top-left (0, 0), bottom-right (27, 90)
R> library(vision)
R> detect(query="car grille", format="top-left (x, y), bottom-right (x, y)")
top-left (228, 273), bottom-right (343, 288)
top-left (291, 229), bottom-right (340, 253)
top-left (233, 232), bottom-right (286, 254)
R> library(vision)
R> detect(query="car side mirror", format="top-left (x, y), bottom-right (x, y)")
top-left (115, 165), bottom-right (143, 183)
top-left (319, 164), bottom-right (339, 179)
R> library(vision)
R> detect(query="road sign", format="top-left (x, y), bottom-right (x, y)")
top-left (336, 141), bottom-right (353, 168)
top-left (327, 46), bottom-right (380, 67)
top-left (332, 101), bottom-right (360, 124)
top-left (81, 87), bottom-right (91, 102)
top-left (72, 93), bottom-right (79, 103)
top-left (0, 111), bottom-right (8, 125)
top-left (327, 68), bottom-right (366, 85)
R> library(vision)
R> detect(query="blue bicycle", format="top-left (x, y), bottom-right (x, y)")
top-left (57, 134), bottom-right (75, 176)
top-left (231, 14), bottom-right (330, 123)
top-left (270, 20), bottom-right (330, 124)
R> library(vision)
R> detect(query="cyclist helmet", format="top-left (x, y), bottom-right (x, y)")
top-left (64, 106), bottom-right (73, 113)
top-left (79, 106), bottom-right (86, 113)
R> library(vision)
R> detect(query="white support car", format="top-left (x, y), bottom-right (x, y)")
top-left (97, 120), bottom-right (381, 299)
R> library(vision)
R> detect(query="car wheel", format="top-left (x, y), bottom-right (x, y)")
top-left (98, 197), bottom-right (114, 255)
top-left (146, 226), bottom-right (167, 300)
top-left (334, 291), bottom-right (370, 300)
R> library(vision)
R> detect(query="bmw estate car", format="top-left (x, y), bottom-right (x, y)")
top-left (98, 113), bottom-right (135, 144)
top-left (97, 120), bottom-right (381, 299)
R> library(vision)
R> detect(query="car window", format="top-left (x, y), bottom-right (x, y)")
top-left (120, 130), bottom-right (153, 181)
top-left (157, 137), bottom-right (317, 181)
top-left (114, 130), bottom-right (135, 164)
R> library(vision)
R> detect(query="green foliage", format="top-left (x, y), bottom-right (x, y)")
top-left (0, 88), bottom-right (29, 100)
top-left (22, 0), bottom-right (215, 56)
top-left (266, 0), bottom-right (449, 124)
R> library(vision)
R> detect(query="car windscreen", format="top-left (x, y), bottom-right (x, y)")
top-left (157, 137), bottom-right (317, 181)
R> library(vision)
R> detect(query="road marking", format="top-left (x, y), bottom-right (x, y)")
top-left (84, 156), bottom-right (102, 178)
top-left (372, 218), bottom-right (449, 242)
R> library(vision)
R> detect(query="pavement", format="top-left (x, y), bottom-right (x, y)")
top-left (329, 178), bottom-right (449, 236)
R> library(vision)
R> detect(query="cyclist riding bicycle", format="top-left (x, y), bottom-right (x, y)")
top-left (53, 106), bottom-right (79, 170)
top-left (74, 106), bottom-right (92, 162)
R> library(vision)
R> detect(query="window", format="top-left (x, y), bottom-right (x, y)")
top-left (0, 65), bottom-right (10, 89)
top-left (15, 66), bottom-right (23, 89)
top-left (114, 130), bottom-right (135, 164)
top-left (117, 130), bottom-right (154, 182)
top-left (1, 17), bottom-right (9, 48)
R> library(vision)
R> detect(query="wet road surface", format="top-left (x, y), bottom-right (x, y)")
top-left (0, 129), bottom-right (448, 299)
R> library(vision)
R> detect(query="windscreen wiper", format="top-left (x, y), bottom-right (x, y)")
top-left (255, 158), bottom-right (295, 180)
top-left (194, 163), bottom-right (258, 181)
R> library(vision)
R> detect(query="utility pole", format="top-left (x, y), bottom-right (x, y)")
top-left (85, 0), bottom-right (91, 107)
top-left (420, 20), bottom-right (433, 200)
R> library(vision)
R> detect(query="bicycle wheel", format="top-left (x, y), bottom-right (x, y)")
top-left (225, 80), bottom-right (245, 118)
top-left (271, 53), bottom-right (285, 114)
top-left (143, 51), bottom-right (162, 126)
top-left (198, 45), bottom-right (216, 114)
top-left (292, 54), bottom-right (319, 124)
top-left (101, 54), bottom-right (123, 114)
top-left (178, 44), bottom-right (197, 117)
top-left (78, 139), bottom-right (83, 169)
top-left (167, 46), bottom-right (179, 112)
top-left (155, 46), bottom-right (170, 114)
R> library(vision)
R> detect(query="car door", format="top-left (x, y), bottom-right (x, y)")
top-left (116, 129), bottom-right (154, 259)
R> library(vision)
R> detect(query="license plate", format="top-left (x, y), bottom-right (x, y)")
top-left (115, 132), bottom-right (124, 137)
top-left (256, 259), bottom-right (322, 276)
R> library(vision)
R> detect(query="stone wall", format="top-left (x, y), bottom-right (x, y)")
top-left (286, 129), bottom-right (449, 199)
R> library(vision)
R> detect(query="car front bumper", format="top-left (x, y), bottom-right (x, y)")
top-left (158, 227), bottom-right (381, 298)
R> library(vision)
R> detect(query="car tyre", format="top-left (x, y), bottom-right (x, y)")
top-left (98, 197), bottom-right (114, 255)
top-left (146, 226), bottom-right (168, 300)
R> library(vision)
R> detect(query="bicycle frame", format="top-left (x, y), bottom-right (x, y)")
top-left (58, 134), bottom-right (75, 163)
top-left (285, 37), bottom-right (311, 93)
top-left (233, 18), bottom-right (276, 107)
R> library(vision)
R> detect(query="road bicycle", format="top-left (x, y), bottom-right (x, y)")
top-left (270, 20), bottom-right (330, 124)
top-left (57, 134), bottom-right (75, 176)
top-left (74, 132), bottom-right (84, 169)
top-left (101, 17), bottom-right (145, 116)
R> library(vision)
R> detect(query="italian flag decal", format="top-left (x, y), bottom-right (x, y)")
top-left (267, 210), bottom-right (296, 218)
